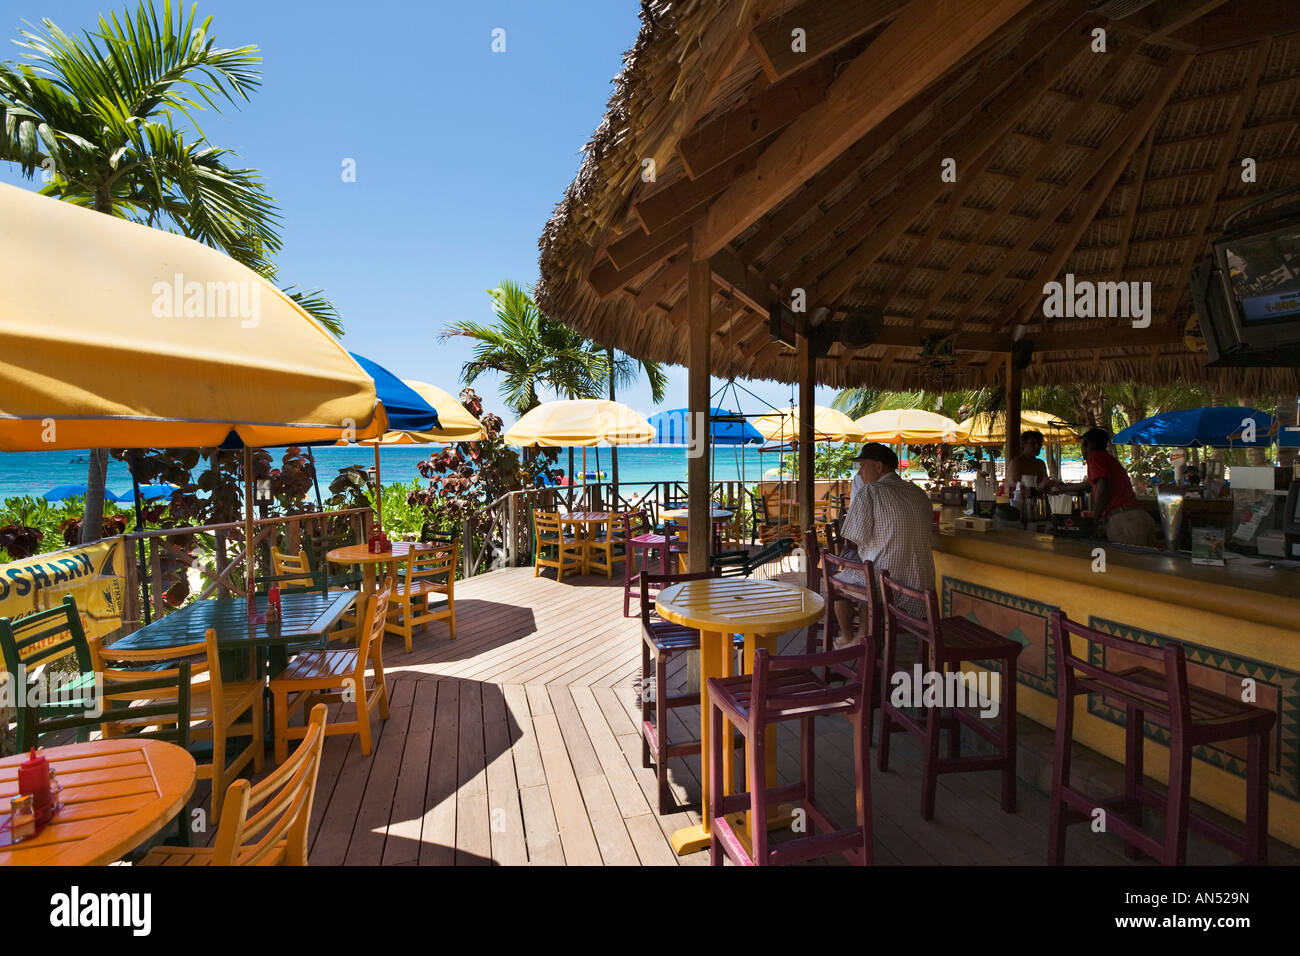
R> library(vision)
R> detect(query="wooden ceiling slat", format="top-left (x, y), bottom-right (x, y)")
top-left (695, 0), bottom-right (1042, 261)
top-left (748, 0), bottom-right (907, 82)
top-left (1108, 128), bottom-right (1157, 280)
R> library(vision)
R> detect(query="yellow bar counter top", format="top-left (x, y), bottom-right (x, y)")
top-left (931, 527), bottom-right (1300, 848)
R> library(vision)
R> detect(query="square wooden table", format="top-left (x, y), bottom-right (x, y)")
top-left (110, 590), bottom-right (358, 680)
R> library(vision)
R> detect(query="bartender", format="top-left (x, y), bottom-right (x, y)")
top-left (1056, 427), bottom-right (1157, 546)
top-left (1006, 429), bottom-right (1049, 515)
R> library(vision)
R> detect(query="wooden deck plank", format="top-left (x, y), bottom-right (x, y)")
top-left (342, 679), bottom-right (413, 865)
top-left (382, 680), bottom-right (437, 865)
top-left (455, 680), bottom-right (492, 865)
top-left (417, 678), bottom-right (459, 866)
top-left (532, 711), bottom-right (603, 865)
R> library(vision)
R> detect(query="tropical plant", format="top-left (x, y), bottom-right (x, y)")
top-left (0, 1), bottom-right (342, 542)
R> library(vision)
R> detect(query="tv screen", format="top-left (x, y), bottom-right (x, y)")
top-left (1216, 222), bottom-right (1300, 326)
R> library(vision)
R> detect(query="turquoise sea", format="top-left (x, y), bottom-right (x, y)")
top-left (0, 445), bottom-right (783, 502)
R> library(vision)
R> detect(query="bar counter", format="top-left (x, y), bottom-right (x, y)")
top-left (931, 527), bottom-right (1300, 847)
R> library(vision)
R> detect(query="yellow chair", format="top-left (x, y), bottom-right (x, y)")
top-left (270, 548), bottom-right (315, 589)
top-left (270, 581), bottom-right (392, 764)
top-left (93, 629), bottom-right (263, 820)
top-left (139, 703), bottom-right (328, 866)
top-left (387, 541), bottom-right (458, 652)
top-left (533, 510), bottom-right (583, 581)
top-left (586, 513), bottom-right (627, 578)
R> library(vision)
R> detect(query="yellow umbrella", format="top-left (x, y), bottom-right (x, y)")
top-left (503, 400), bottom-right (655, 447)
top-left (750, 406), bottom-right (869, 443)
top-left (854, 409), bottom-right (962, 444)
top-left (957, 410), bottom-right (1080, 445)
top-left (354, 380), bottom-right (486, 531)
top-left (0, 183), bottom-right (385, 449)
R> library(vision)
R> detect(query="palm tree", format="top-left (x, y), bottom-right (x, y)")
top-left (442, 281), bottom-right (606, 417)
top-left (0, 2), bottom-right (338, 540)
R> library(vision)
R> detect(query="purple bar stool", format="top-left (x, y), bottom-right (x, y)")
top-left (707, 642), bottom-right (874, 866)
top-left (1048, 611), bottom-right (1274, 865)
top-left (623, 510), bottom-right (686, 617)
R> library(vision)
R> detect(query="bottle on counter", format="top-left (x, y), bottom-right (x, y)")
top-left (9, 794), bottom-right (36, 842)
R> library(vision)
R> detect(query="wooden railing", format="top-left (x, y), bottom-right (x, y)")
top-left (120, 507), bottom-right (372, 628)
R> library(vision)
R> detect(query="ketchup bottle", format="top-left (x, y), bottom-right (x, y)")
top-left (18, 748), bottom-right (53, 828)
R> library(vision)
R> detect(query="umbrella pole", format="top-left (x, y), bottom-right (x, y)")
top-left (129, 450), bottom-right (151, 626)
top-left (582, 447), bottom-right (587, 509)
top-left (374, 445), bottom-right (383, 533)
top-left (243, 445), bottom-right (256, 601)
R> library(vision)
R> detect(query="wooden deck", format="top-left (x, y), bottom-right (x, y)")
top-left (185, 563), bottom-right (1298, 866)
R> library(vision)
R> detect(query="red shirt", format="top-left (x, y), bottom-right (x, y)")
top-left (1085, 450), bottom-right (1138, 516)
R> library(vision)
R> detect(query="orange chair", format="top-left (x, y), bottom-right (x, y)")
top-left (387, 541), bottom-right (458, 651)
top-left (533, 510), bottom-right (583, 581)
top-left (270, 581), bottom-right (392, 763)
top-left (140, 704), bottom-right (329, 866)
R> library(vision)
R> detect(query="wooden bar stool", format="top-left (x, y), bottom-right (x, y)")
top-left (707, 642), bottom-right (874, 866)
top-left (1048, 611), bottom-right (1275, 865)
top-left (877, 572), bottom-right (1023, 821)
top-left (639, 568), bottom-right (722, 814)
top-left (818, 552), bottom-right (881, 696)
top-left (623, 510), bottom-right (685, 617)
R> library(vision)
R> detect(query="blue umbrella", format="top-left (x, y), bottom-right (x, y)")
top-left (1112, 406), bottom-right (1278, 448)
top-left (133, 485), bottom-right (177, 501)
top-left (647, 407), bottom-right (764, 445)
top-left (42, 484), bottom-right (117, 503)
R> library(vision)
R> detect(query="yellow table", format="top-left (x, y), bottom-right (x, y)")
top-left (655, 577), bottom-right (824, 855)
top-left (0, 739), bottom-right (196, 865)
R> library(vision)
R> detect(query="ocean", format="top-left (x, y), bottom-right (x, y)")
top-left (0, 445), bottom-right (784, 502)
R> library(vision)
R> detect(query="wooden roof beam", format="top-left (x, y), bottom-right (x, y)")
top-left (1109, 128), bottom-right (1156, 281)
top-left (748, 0), bottom-right (908, 82)
top-left (634, 136), bottom-right (772, 235)
top-left (696, 0), bottom-right (1042, 261)
top-left (710, 249), bottom-right (777, 315)
top-left (677, 57), bottom-right (839, 181)
top-left (805, 12), bottom-right (1095, 309)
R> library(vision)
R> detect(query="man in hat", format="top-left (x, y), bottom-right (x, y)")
top-left (833, 442), bottom-right (935, 646)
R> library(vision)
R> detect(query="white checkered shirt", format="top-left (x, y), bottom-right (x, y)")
top-left (838, 472), bottom-right (935, 616)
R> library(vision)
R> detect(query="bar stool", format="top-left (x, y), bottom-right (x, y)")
top-left (623, 509), bottom-right (685, 617)
top-left (818, 553), bottom-right (881, 695)
top-left (707, 642), bottom-right (873, 866)
top-left (877, 572), bottom-right (1022, 820)
top-left (639, 569), bottom-right (721, 814)
top-left (1048, 611), bottom-right (1275, 865)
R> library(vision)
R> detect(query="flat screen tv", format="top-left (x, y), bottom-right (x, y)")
top-left (1189, 209), bottom-right (1300, 366)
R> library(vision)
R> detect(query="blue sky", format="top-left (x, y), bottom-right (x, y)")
top-left (2, 0), bottom-right (839, 424)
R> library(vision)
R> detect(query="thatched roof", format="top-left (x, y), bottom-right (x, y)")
top-left (537, 0), bottom-right (1300, 394)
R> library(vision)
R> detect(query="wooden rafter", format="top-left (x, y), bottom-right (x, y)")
top-left (1109, 127), bottom-right (1157, 281)
top-left (806, 16), bottom-right (1092, 309)
top-left (908, 40), bottom-right (1141, 331)
top-left (748, 0), bottom-right (907, 82)
top-left (695, 0), bottom-right (1041, 261)
top-left (998, 53), bottom-right (1195, 329)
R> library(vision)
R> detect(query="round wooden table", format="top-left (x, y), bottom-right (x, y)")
top-left (655, 577), bottom-right (824, 855)
top-left (661, 507), bottom-right (734, 554)
top-left (0, 739), bottom-right (196, 865)
top-left (328, 541), bottom-right (429, 593)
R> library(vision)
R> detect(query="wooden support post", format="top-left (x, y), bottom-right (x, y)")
top-left (687, 255), bottom-right (712, 572)
top-left (1005, 351), bottom-right (1023, 470)
top-left (798, 331), bottom-right (816, 539)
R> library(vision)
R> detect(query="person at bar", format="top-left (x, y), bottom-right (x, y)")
top-left (1006, 429), bottom-right (1049, 512)
top-left (1056, 427), bottom-right (1157, 546)
top-left (832, 443), bottom-right (935, 646)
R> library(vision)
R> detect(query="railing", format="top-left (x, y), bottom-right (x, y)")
top-left (120, 507), bottom-right (372, 628)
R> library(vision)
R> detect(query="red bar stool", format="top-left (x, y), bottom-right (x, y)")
top-left (877, 572), bottom-right (1023, 820)
top-left (1048, 611), bottom-right (1275, 865)
top-left (623, 510), bottom-right (686, 617)
top-left (706, 642), bottom-right (874, 866)
top-left (818, 552), bottom-right (882, 713)
top-left (639, 569), bottom-right (722, 814)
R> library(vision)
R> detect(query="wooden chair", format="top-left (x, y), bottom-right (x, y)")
top-left (877, 572), bottom-right (1022, 821)
top-left (270, 548), bottom-right (316, 590)
top-left (303, 532), bottom-right (362, 643)
top-left (387, 541), bottom-right (457, 652)
top-left (140, 703), bottom-right (329, 866)
top-left (587, 512), bottom-right (627, 578)
top-left (533, 510), bottom-right (583, 582)
top-left (710, 537), bottom-right (795, 577)
top-left (270, 581), bottom-right (392, 764)
top-left (0, 597), bottom-right (101, 748)
top-left (94, 629), bottom-right (264, 820)
top-left (1048, 611), bottom-right (1274, 865)
top-left (708, 642), bottom-right (874, 866)
top-left (622, 510), bottom-right (684, 616)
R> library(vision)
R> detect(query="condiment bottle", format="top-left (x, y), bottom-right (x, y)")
top-left (18, 749), bottom-right (53, 826)
top-left (9, 795), bottom-right (35, 842)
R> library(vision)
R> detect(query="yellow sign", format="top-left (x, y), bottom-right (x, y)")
top-left (0, 538), bottom-right (128, 657)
